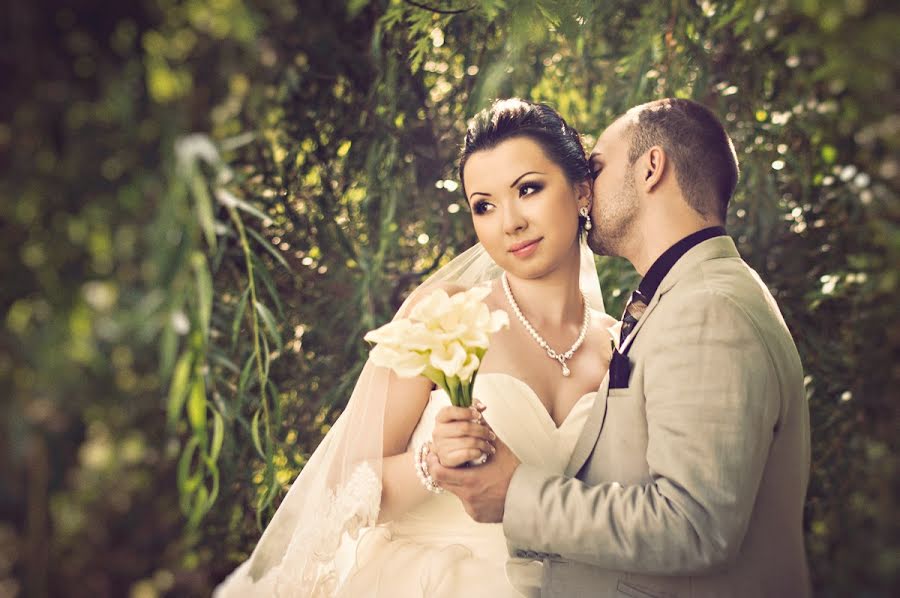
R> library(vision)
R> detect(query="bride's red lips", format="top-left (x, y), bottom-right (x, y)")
top-left (508, 238), bottom-right (542, 253)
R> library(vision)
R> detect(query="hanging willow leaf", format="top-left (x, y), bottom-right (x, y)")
top-left (187, 484), bottom-right (210, 528)
top-left (159, 317), bottom-right (179, 378)
top-left (191, 252), bottom-right (213, 343)
top-left (208, 347), bottom-right (240, 375)
top-left (237, 352), bottom-right (255, 402)
top-left (176, 436), bottom-right (201, 513)
top-left (190, 170), bottom-right (217, 251)
top-left (250, 408), bottom-right (265, 459)
top-left (210, 409), bottom-right (224, 462)
top-left (259, 475), bottom-right (280, 512)
top-left (246, 226), bottom-right (292, 272)
top-left (231, 287), bottom-right (251, 348)
top-left (187, 376), bottom-right (208, 443)
top-left (254, 300), bottom-right (283, 352)
top-left (215, 188), bottom-right (270, 222)
top-left (250, 252), bottom-right (286, 318)
top-left (254, 472), bottom-right (280, 531)
top-left (267, 379), bottom-right (283, 423)
top-left (167, 350), bottom-right (194, 428)
top-left (201, 455), bottom-right (221, 510)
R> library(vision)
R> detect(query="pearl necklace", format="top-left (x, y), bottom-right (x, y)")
top-left (501, 272), bottom-right (590, 377)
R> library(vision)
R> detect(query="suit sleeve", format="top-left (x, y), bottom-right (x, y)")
top-left (502, 289), bottom-right (780, 574)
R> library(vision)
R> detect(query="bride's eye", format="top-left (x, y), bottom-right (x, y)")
top-left (472, 200), bottom-right (494, 215)
top-left (518, 182), bottom-right (543, 197)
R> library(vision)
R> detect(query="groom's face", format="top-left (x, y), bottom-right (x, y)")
top-left (587, 117), bottom-right (640, 257)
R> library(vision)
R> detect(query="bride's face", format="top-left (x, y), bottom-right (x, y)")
top-left (462, 136), bottom-right (588, 280)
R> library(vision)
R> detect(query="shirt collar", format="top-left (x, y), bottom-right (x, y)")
top-left (638, 226), bottom-right (727, 301)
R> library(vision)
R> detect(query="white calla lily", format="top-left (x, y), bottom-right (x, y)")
top-left (429, 341), bottom-right (467, 378)
top-left (364, 284), bottom-right (508, 406)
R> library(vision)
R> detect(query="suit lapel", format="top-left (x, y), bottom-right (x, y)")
top-left (564, 292), bottom-right (664, 477)
top-left (566, 370), bottom-right (609, 476)
top-left (564, 236), bottom-right (742, 478)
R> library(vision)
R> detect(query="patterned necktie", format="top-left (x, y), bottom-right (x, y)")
top-left (619, 290), bottom-right (649, 346)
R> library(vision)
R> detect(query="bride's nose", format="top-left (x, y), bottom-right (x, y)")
top-left (502, 201), bottom-right (527, 234)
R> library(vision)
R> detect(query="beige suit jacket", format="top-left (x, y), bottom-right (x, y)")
top-left (503, 236), bottom-right (811, 598)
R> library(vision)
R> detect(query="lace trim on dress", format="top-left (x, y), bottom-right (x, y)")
top-left (272, 461), bottom-right (382, 597)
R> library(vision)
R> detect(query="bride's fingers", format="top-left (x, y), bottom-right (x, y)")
top-left (434, 437), bottom-right (494, 463)
top-left (441, 448), bottom-right (488, 468)
top-left (432, 420), bottom-right (495, 442)
top-left (435, 405), bottom-right (482, 424)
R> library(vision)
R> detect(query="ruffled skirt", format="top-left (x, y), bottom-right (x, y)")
top-left (335, 522), bottom-right (540, 597)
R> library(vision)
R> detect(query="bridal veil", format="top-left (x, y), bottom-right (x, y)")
top-left (213, 241), bottom-right (603, 597)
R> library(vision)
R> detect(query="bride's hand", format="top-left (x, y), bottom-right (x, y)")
top-left (431, 401), bottom-right (496, 468)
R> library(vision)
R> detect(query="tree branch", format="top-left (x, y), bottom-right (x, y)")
top-left (402, 0), bottom-right (475, 15)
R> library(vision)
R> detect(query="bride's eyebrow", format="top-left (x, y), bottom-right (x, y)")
top-left (469, 170), bottom-right (546, 200)
top-left (510, 171), bottom-right (544, 187)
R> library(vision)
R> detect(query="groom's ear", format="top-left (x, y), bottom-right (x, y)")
top-left (639, 146), bottom-right (667, 194)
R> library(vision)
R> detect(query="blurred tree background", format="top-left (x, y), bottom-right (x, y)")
top-left (1, 0), bottom-right (897, 596)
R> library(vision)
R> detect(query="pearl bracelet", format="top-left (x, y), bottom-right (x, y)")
top-left (414, 442), bottom-right (443, 494)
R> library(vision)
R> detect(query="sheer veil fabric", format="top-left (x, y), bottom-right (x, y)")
top-left (214, 241), bottom-right (604, 597)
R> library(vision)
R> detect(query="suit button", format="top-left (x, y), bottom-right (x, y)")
top-left (515, 550), bottom-right (528, 558)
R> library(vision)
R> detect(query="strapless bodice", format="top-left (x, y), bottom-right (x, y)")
top-left (409, 372), bottom-right (596, 473)
top-left (361, 373), bottom-right (597, 596)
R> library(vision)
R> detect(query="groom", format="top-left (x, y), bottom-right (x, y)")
top-left (428, 98), bottom-right (811, 597)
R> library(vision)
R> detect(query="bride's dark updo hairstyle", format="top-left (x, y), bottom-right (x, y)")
top-left (458, 98), bottom-right (592, 230)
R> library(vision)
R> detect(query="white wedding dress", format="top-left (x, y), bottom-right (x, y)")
top-left (333, 372), bottom-right (596, 598)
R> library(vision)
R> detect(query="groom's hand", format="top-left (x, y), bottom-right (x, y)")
top-left (427, 432), bottom-right (521, 523)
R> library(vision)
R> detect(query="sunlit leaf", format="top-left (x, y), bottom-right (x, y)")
top-left (250, 408), bottom-right (265, 459)
top-left (167, 350), bottom-right (194, 427)
top-left (209, 409), bottom-right (224, 462)
top-left (187, 376), bottom-right (207, 440)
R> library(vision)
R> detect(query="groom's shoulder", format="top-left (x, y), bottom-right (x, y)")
top-left (672, 255), bottom-right (792, 338)
top-left (659, 255), bottom-right (772, 315)
top-left (697, 255), bottom-right (769, 297)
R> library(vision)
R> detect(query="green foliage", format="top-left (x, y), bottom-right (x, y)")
top-left (1, 0), bottom-right (897, 596)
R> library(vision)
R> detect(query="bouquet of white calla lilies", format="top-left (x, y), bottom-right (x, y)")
top-left (364, 286), bottom-right (509, 407)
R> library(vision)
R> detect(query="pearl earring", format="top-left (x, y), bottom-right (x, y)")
top-left (580, 206), bottom-right (592, 231)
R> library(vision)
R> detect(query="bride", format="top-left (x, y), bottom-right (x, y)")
top-left (214, 98), bottom-right (617, 597)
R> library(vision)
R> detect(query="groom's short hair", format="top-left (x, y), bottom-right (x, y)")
top-left (624, 99), bottom-right (739, 222)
